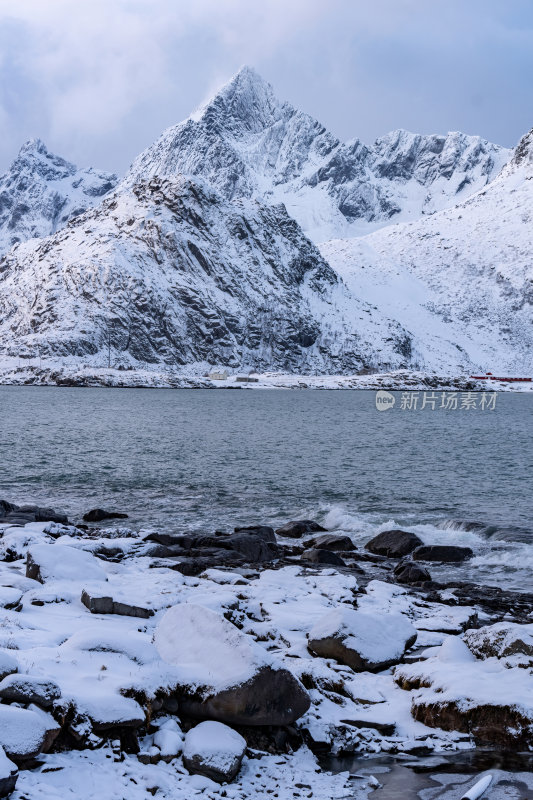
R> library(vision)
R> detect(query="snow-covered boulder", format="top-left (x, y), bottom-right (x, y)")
top-left (464, 622), bottom-right (533, 663)
top-left (0, 652), bottom-right (18, 682)
top-left (154, 604), bottom-right (310, 725)
top-left (183, 721), bottom-right (246, 783)
top-left (26, 544), bottom-right (107, 583)
top-left (0, 675), bottom-right (61, 708)
top-left (0, 706), bottom-right (48, 762)
top-left (0, 746), bottom-right (17, 798)
top-left (395, 637), bottom-right (533, 748)
top-left (153, 718), bottom-right (184, 763)
top-left (308, 608), bottom-right (417, 671)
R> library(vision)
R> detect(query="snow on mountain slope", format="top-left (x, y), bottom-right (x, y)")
top-left (124, 66), bottom-right (510, 242)
top-left (0, 175), bottom-right (421, 373)
top-left (321, 127), bottom-right (533, 373)
top-left (0, 139), bottom-right (117, 256)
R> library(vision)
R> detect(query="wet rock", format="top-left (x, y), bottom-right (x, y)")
top-left (183, 720), bottom-right (246, 783)
top-left (82, 509), bottom-right (129, 522)
top-left (306, 534), bottom-right (355, 551)
top-left (308, 607), bottom-right (417, 671)
top-left (0, 746), bottom-right (17, 798)
top-left (234, 525), bottom-right (277, 543)
top-left (275, 520), bottom-right (326, 538)
top-left (365, 530), bottom-right (423, 558)
top-left (81, 589), bottom-right (153, 618)
top-left (192, 532), bottom-right (279, 563)
top-left (0, 674), bottom-right (61, 709)
top-left (0, 706), bottom-right (48, 763)
top-left (301, 549), bottom-right (346, 567)
top-left (412, 545), bottom-right (473, 562)
top-left (464, 622), bottom-right (533, 662)
top-left (143, 532), bottom-right (197, 548)
top-left (154, 604), bottom-right (310, 726)
top-left (393, 561), bottom-right (431, 584)
top-left (0, 500), bottom-right (68, 526)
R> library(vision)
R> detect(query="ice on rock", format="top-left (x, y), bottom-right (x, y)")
top-left (26, 544), bottom-right (107, 584)
top-left (183, 720), bottom-right (246, 783)
top-left (308, 607), bottom-right (417, 671)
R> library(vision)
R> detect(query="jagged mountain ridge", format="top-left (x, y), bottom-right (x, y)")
top-left (124, 66), bottom-right (511, 242)
top-left (321, 127), bottom-right (533, 373)
top-left (0, 139), bottom-right (117, 256)
top-left (0, 175), bottom-right (421, 372)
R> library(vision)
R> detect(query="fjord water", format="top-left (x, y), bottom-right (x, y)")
top-left (1, 387), bottom-right (531, 589)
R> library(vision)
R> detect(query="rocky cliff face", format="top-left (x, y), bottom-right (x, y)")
top-left (0, 139), bottom-right (117, 256)
top-left (124, 67), bottom-right (510, 242)
top-left (0, 175), bottom-right (415, 372)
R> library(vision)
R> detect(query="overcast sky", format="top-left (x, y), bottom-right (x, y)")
top-left (0, 0), bottom-right (531, 175)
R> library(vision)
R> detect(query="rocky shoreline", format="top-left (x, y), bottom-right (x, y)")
top-left (1, 361), bottom-right (532, 391)
top-left (0, 500), bottom-right (532, 799)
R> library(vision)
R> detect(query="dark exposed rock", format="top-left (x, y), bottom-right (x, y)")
top-left (365, 530), bottom-right (423, 558)
top-left (233, 525), bottom-right (277, 543)
top-left (0, 758), bottom-right (17, 798)
top-left (412, 545), bottom-right (473, 563)
top-left (301, 549), bottom-right (346, 567)
top-left (275, 520), bottom-right (327, 539)
top-left (393, 561), bottom-right (432, 585)
top-left (0, 500), bottom-right (68, 526)
top-left (305, 534), bottom-right (355, 551)
top-left (81, 589), bottom-right (153, 618)
top-left (82, 509), bottom-right (129, 523)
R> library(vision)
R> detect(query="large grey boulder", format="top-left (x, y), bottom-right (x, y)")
top-left (308, 607), bottom-right (417, 671)
top-left (412, 545), bottom-right (473, 562)
top-left (275, 520), bottom-right (326, 538)
top-left (365, 530), bottom-right (422, 558)
top-left (154, 604), bottom-right (310, 726)
top-left (183, 721), bottom-right (246, 783)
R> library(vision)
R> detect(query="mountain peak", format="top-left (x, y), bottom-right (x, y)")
top-left (18, 138), bottom-right (49, 157)
top-left (512, 128), bottom-right (533, 168)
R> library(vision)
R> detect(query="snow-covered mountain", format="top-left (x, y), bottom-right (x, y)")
top-left (0, 175), bottom-right (422, 372)
top-left (0, 67), bottom-right (528, 377)
top-left (321, 127), bottom-right (533, 373)
top-left (124, 66), bottom-right (510, 242)
top-left (0, 139), bottom-right (117, 256)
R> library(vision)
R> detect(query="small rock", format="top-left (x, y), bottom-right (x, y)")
top-left (306, 534), bottom-right (355, 551)
top-left (393, 561), bottom-right (431, 584)
top-left (81, 590), bottom-right (153, 618)
top-left (365, 530), bottom-right (423, 558)
top-left (301, 549), bottom-right (346, 567)
top-left (183, 721), bottom-right (246, 783)
top-left (0, 674), bottom-right (61, 709)
top-left (82, 509), bottom-right (129, 522)
top-left (153, 719), bottom-right (184, 762)
top-left (412, 545), bottom-right (473, 562)
top-left (275, 520), bottom-right (326, 538)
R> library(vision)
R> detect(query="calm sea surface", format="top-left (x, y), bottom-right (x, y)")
top-left (1, 387), bottom-right (531, 588)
